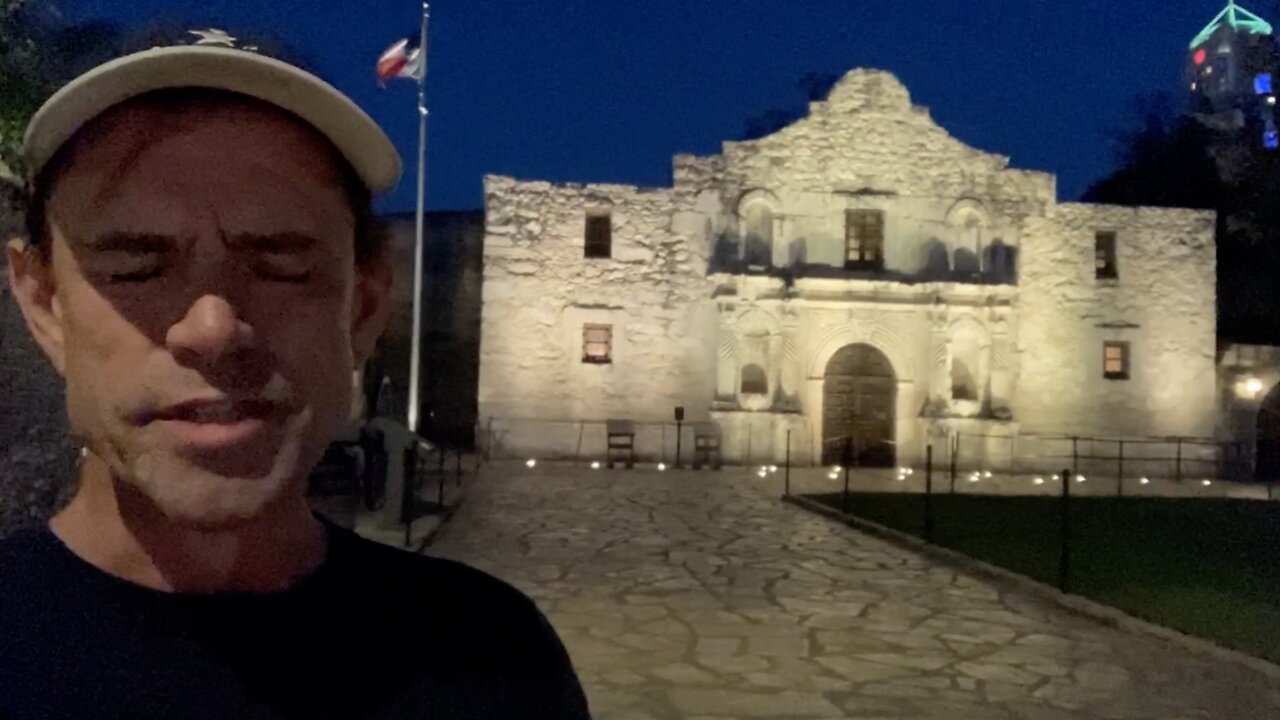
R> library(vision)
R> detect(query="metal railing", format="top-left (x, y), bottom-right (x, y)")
top-left (400, 437), bottom-right (469, 548)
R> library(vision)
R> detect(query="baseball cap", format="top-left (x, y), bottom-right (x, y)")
top-left (23, 33), bottom-right (402, 195)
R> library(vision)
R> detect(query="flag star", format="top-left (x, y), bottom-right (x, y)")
top-left (189, 29), bottom-right (237, 48)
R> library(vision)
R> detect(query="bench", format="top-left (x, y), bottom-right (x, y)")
top-left (606, 420), bottom-right (636, 469)
top-left (692, 422), bottom-right (723, 470)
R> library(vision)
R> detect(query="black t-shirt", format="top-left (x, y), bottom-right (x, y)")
top-left (0, 517), bottom-right (590, 719)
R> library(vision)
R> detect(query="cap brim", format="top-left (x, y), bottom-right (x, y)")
top-left (24, 45), bottom-right (402, 195)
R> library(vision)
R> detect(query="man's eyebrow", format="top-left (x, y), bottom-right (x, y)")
top-left (81, 232), bottom-right (176, 253)
top-left (225, 232), bottom-right (319, 253)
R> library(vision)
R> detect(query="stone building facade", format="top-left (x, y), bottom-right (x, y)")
top-left (477, 69), bottom-right (1219, 468)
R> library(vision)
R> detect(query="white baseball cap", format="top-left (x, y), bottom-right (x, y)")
top-left (23, 41), bottom-right (403, 195)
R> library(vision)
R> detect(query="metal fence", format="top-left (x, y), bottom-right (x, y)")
top-left (937, 432), bottom-right (1247, 491)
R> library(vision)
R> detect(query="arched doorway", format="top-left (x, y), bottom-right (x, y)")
top-left (823, 344), bottom-right (896, 467)
top-left (1257, 385), bottom-right (1280, 481)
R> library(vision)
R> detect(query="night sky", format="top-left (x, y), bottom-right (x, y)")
top-left (64, 0), bottom-right (1241, 212)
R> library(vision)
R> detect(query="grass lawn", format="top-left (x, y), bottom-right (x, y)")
top-left (805, 492), bottom-right (1280, 664)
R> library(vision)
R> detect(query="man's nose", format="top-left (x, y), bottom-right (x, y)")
top-left (165, 293), bottom-right (257, 366)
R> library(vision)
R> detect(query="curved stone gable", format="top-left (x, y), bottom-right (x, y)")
top-left (713, 68), bottom-right (1052, 205)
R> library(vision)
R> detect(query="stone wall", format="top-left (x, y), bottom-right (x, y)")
top-left (477, 176), bottom-right (718, 459)
top-left (477, 68), bottom-right (1224, 468)
top-left (1016, 204), bottom-right (1218, 439)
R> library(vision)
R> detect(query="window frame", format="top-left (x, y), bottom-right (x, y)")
top-left (1103, 341), bottom-right (1130, 381)
top-left (1095, 230), bottom-right (1118, 280)
top-left (582, 323), bottom-right (613, 365)
top-left (844, 209), bottom-right (885, 270)
top-left (584, 212), bottom-right (612, 259)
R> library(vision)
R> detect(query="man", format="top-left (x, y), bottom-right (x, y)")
top-left (1, 37), bottom-right (590, 719)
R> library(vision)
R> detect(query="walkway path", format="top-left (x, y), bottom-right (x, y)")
top-left (429, 463), bottom-right (1280, 720)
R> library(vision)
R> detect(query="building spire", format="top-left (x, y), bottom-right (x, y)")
top-left (1190, 0), bottom-right (1273, 49)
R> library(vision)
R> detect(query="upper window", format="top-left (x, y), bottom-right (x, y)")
top-left (845, 210), bottom-right (884, 269)
top-left (1103, 342), bottom-right (1130, 380)
top-left (585, 213), bottom-right (612, 259)
top-left (1095, 231), bottom-right (1118, 280)
top-left (742, 204), bottom-right (774, 269)
top-left (583, 324), bottom-right (613, 364)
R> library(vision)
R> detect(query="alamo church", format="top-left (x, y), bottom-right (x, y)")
top-left (473, 69), bottom-right (1226, 469)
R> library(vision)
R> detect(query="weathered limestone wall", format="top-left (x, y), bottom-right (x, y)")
top-left (477, 176), bottom-right (719, 459)
top-left (1016, 204), bottom-right (1218, 439)
top-left (674, 69), bottom-right (1054, 279)
top-left (477, 68), bottom-right (1223, 468)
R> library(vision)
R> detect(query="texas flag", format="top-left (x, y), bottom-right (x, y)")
top-left (376, 38), bottom-right (424, 85)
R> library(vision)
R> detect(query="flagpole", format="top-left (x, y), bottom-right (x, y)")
top-left (407, 0), bottom-right (430, 436)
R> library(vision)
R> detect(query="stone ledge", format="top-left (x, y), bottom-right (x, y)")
top-left (782, 493), bottom-right (1280, 683)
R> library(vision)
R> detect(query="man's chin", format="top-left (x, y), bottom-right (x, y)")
top-left (127, 464), bottom-right (300, 530)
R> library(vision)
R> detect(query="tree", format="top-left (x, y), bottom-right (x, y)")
top-left (1, 1), bottom-right (120, 238)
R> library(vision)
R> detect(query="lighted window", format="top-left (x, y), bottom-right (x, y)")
top-left (845, 210), bottom-right (885, 269)
top-left (1095, 231), bottom-right (1118, 280)
top-left (583, 324), bottom-right (613, 364)
top-left (1103, 342), bottom-right (1130, 381)
top-left (584, 213), bottom-right (612, 259)
top-left (1256, 73), bottom-right (1273, 96)
top-left (740, 364), bottom-right (768, 395)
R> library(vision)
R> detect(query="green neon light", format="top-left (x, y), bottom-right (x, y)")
top-left (1191, 1), bottom-right (1274, 49)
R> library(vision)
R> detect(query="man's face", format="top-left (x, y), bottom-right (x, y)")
top-left (19, 97), bottom-right (387, 528)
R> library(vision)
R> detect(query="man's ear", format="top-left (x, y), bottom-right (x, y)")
top-left (6, 237), bottom-right (66, 375)
top-left (350, 254), bottom-right (393, 368)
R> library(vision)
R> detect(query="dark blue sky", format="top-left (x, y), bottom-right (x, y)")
top-left (65, 0), bottom-right (1245, 212)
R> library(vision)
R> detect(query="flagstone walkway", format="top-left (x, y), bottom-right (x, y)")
top-left (428, 463), bottom-right (1280, 720)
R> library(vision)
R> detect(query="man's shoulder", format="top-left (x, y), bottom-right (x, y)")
top-left (0, 524), bottom-right (58, 574)
top-left (328, 528), bottom-right (561, 666)
top-left (330, 527), bottom-right (539, 618)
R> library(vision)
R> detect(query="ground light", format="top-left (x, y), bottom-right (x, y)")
top-left (1140, 477), bottom-right (1151, 485)
top-left (828, 472), bottom-right (839, 480)
top-left (1033, 477), bottom-right (1045, 485)
top-left (591, 461), bottom-right (600, 470)
top-left (658, 463), bottom-right (667, 472)
top-left (526, 459), bottom-right (537, 468)
top-left (1202, 479), bottom-right (1213, 487)
top-left (1076, 475), bottom-right (1087, 483)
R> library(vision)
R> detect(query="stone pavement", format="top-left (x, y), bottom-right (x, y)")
top-left (428, 462), bottom-right (1280, 720)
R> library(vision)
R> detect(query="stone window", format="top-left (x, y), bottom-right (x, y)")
top-left (743, 204), bottom-right (774, 269)
top-left (583, 324), bottom-right (613, 364)
top-left (845, 210), bottom-right (884, 269)
top-left (951, 359), bottom-right (978, 401)
top-left (1103, 341), bottom-right (1130, 380)
top-left (740, 364), bottom-right (768, 395)
top-left (1095, 231), bottom-right (1118, 280)
top-left (585, 213), bottom-right (612, 259)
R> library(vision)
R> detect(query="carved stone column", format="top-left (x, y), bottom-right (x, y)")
top-left (927, 302), bottom-right (950, 412)
top-left (988, 310), bottom-right (1015, 418)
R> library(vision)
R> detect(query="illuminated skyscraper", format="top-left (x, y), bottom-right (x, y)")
top-left (1187, 1), bottom-right (1278, 147)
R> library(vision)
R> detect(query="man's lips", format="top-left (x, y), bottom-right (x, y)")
top-left (143, 398), bottom-right (289, 452)
top-left (146, 398), bottom-right (280, 425)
